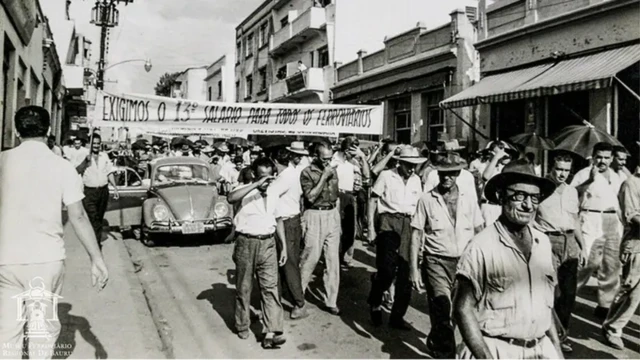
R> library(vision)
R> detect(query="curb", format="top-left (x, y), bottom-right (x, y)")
top-left (120, 237), bottom-right (175, 359)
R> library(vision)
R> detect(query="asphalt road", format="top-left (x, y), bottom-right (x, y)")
top-left (119, 233), bottom-right (640, 359)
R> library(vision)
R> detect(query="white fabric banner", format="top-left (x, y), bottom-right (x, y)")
top-left (91, 91), bottom-right (384, 136)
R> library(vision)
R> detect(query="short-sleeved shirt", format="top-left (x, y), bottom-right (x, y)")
top-left (535, 182), bottom-right (579, 232)
top-left (82, 152), bottom-right (113, 187)
top-left (332, 152), bottom-right (355, 192)
top-left (64, 146), bottom-right (90, 167)
top-left (270, 163), bottom-right (303, 218)
top-left (371, 168), bottom-right (421, 215)
top-left (300, 162), bottom-right (339, 208)
top-left (456, 221), bottom-right (556, 339)
top-left (619, 173), bottom-right (640, 244)
top-left (412, 185), bottom-right (484, 257)
top-left (233, 185), bottom-right (278, 236)
top-left (570, 166), bottom-right (624, 211)
top-left (0, 141), bottom-right (85, 265)
top-left (424, 168), bottom-right (478, 201)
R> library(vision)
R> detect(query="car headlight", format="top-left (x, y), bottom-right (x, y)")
top-left (153, 204), bottom-right (170, 221)
top-left (214, 202), bottom-right (228, 218)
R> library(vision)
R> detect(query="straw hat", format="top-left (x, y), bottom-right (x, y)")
top-left (216, 142), bottom-right (230, 153)
top-left (434, 152), bottom-right (468, 172)
top-left (430, 139), bottom-right (466, 154)
top-left (286, 141), bottom-right (309, 156)
top-left (483, 159), bottom-right (556, 204)
top-left (392, 146), bottom-right (428, 164)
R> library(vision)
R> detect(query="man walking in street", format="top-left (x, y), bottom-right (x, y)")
top-left (269, 142), bottom-right (309, 320)
top-left (299, 142), bottom-right (342, 315)
top-left (367, 146), bottom-right (425, 330)
top-left (571, 142), bottom-right (625, 318)
top-left (227, 158), bottom-right (287, 348)
top-left (76, 133), bottom-right (119, 248)
top-left (454, 159), bottom-right (562, 359)
top-left (601, 142), bottom-right (640, 350)
top-left (534, 153), bottom-right (585, 354)
top-left (64, 137), bottom-right (89, 167)
top-left (612, 145), bottom-right (631, 181)
top-left (0, 106), bottom-right (108, 359)
top-left (409, 153), bottom-right (483, 357)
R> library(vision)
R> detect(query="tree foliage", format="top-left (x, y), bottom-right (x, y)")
top-left (154, 72), bottom-right (181, 97)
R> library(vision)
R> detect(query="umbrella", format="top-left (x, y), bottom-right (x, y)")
top-left (256, 136), bottom-right (333, 149)
top-left (552, 122), bottom-right (625, 159)
top-left (227, 137), bottom-right (251, 147)
top-left (509, 132), bottom-right (555, 151)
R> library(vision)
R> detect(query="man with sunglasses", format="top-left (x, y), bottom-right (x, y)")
top-left (454, 159), bottom-right (563, 359)
top-left (409, 153), bottom-right (484, 357)
top-left (299, 142), bottom-right (342, 315)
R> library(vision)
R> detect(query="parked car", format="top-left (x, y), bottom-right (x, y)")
top-left (105, 157), bottom-right (234, 246)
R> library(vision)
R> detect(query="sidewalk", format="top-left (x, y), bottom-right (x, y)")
top-left (58, 224), bottom-right (165, 359)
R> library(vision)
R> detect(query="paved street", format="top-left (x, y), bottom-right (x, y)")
top-left (110, 231), bottom-right (640, 359)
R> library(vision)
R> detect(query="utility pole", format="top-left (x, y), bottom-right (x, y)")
top-left (90, 0), bottom-right (134, 90)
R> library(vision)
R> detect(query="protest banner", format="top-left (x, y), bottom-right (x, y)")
top-left (91, 91), bottom-right (383, 136)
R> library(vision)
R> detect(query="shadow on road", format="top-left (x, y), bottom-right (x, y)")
top-left (53, 303), bottom-right (107, 359)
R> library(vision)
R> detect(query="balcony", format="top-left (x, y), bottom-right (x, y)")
top-left (270, 67), bottom-right (325, 102)
top-left (270, 7), bottom-right (327, 56)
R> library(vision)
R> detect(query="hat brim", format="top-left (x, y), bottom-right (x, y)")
top-left (393, 156), bottom-right (428, 164)
top-left (435, 164), bottom-right (467, 172)
top-left (483, 172), bottom-right (556, 204)
top-left (286, 147), bottom-right (309, 155)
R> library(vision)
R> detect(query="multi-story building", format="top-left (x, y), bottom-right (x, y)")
top-left (170, 66), bottom-right (207, 101)
top-left (205, 53), bottom-right (236, 102)
top-left (332, 8), bottom-right (479, 145)
top-left (441, 0), bottom-right (640, 162)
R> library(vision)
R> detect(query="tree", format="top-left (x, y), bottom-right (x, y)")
top-left (154, 72), bottom-right (181, 97)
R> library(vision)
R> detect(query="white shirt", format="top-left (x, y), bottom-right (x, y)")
top-left (371, 168), bottom-right (422, 215)
top-left (570, 166), bottom-right (624, 211)
top-left (233, 185), bottom-right (278, 236)
top-left (332, 151), bottom-right (355, 192)
top-left (0, 141), bottom-right (85, 265)
top-left (424, 168), bottom-right (478, 201)
top-left (219, 162), bottom-right (240, 186)
top-left (270, 163), bottom-right (303, 218)
top-left (82, 152), bottom-right (114, 187)
top-left (469, 158), bottom-right (487, 176)
top-left (64, 146), bottom-right (90, 167)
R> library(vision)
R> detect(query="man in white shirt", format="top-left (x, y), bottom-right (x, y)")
top-left (333, 136), bottom-right (370, 267)
top-left (76, 134), bottom-right (119, 248)
top-left (227, 158), bottom-right (287, 348)
top-left (422, 153), bottom-right (477, 198)
top-left (0, 106), bottom-right (108, 359)
top-left (63, 137), bottom-right (89, 167)
top-left (571, 142), bottom-right (625, 318)
top-left (269, 142), bottom-right (309, 320)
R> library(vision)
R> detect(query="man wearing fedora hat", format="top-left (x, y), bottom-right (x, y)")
top-left (454, 159), bottom-right (563, 359)
top-left (409, 153), bottom-right (484, 357)
top-left (268, 142), bottom-right (310, 320)
top-left (367, 146), bottom-right (425, 330)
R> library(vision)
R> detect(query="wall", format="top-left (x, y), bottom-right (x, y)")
top-left (205, 53), bottom-right (236, 102)
top-left (186, 68), bottom-right (207, 101)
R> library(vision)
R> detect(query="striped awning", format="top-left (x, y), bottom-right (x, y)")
top-left (441, 43), bottom-right (640, 109)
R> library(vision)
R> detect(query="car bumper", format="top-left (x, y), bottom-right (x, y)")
top-left (146, 218), bottom-right (233, 234)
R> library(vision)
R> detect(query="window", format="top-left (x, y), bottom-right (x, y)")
top-left (309, 51), bottom-right (315, 68)
top-left (280, 16), bottom-right (289, 29)
top-left (426, 91), bottom-right (444, 143)
top-left (318, 46), bottom-right (330, 68)
top-left (236, 41), bottom-right (242, 63)
top-left (217, 80), bottom-right (223, 99)
top-left (393, 97), bottom-right (411, 144)
top-left (276, 65), bottom-right (287, 80)
top-left (235, 81), bottom-right (240, 102)
top-left (208, 86), bottom-right (212, 101)
top-left (258, 67), bottom-right (267, 92)
top-left (259, 22), bottom-right (269, 48)
top-left (245, 33), bottom-right (254, 58)
top-left (245, 75), bottom-right (253, 99)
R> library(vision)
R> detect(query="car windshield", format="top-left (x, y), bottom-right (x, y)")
top-left (154, 165), bottom-right (210, 185)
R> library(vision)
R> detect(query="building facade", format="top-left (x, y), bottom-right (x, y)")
top-left (332, 8), bottom-right (479, 145)
top-left (441, 0), bottom-right (640, 164)
top-left (171, 66), bottom-right (207, 101)
top-left (205, 53), bottom-right (236, 102)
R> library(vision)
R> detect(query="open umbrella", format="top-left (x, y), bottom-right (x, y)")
top-left (552, 121), bottom-right (625, 159)
top-left (509, 132), bottom-right (555, 151)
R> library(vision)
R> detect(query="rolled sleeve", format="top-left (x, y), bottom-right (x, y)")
top-left (456, 243), bottom-right (485, 301)
top-left (371, 171), bottom-right (387, 198)
top-left (300, 168), bottom-right (314, 200)
top-left (411, 195), bottom-right (428, 230)
top-left (62, 163), bottom-right (85, 206)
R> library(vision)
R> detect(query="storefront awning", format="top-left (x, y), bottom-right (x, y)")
top-left (441, 43), bottom-right (640, 109)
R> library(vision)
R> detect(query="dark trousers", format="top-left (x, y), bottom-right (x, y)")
top-left (277, 215), bottom-right (305, 308)
top-left (355, 188), bottom-right (368, 240)
top-left (549, 232), bottom-right (580, 340)
top-left (367, 213), bottom-right (412, 322)
top-left (83, 186), bottom-right (109, 248)
top-left (423, 254), bottom-right (458, 354)
top-left (233, 234), bottom-right (283, 334)
top-left (339, 191), bottom-right (356, 264)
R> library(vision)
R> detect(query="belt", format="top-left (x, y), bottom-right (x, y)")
top-left (238, 232), bottom-right (274, 240)
top-left (491, 335), bottom-right (545, 348)
top-left (279, 214), bottom-right (300, 221)
top-left (309, 204), bottom-right (336, 211)
top-left (545, 230), bottom-right (575, 236)
top-left (84, 185), bottom-right (108, 189)
top-left (581, 209), bottom-right (617, 214)
top-left (381, 212), bottom-right (412, 218)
